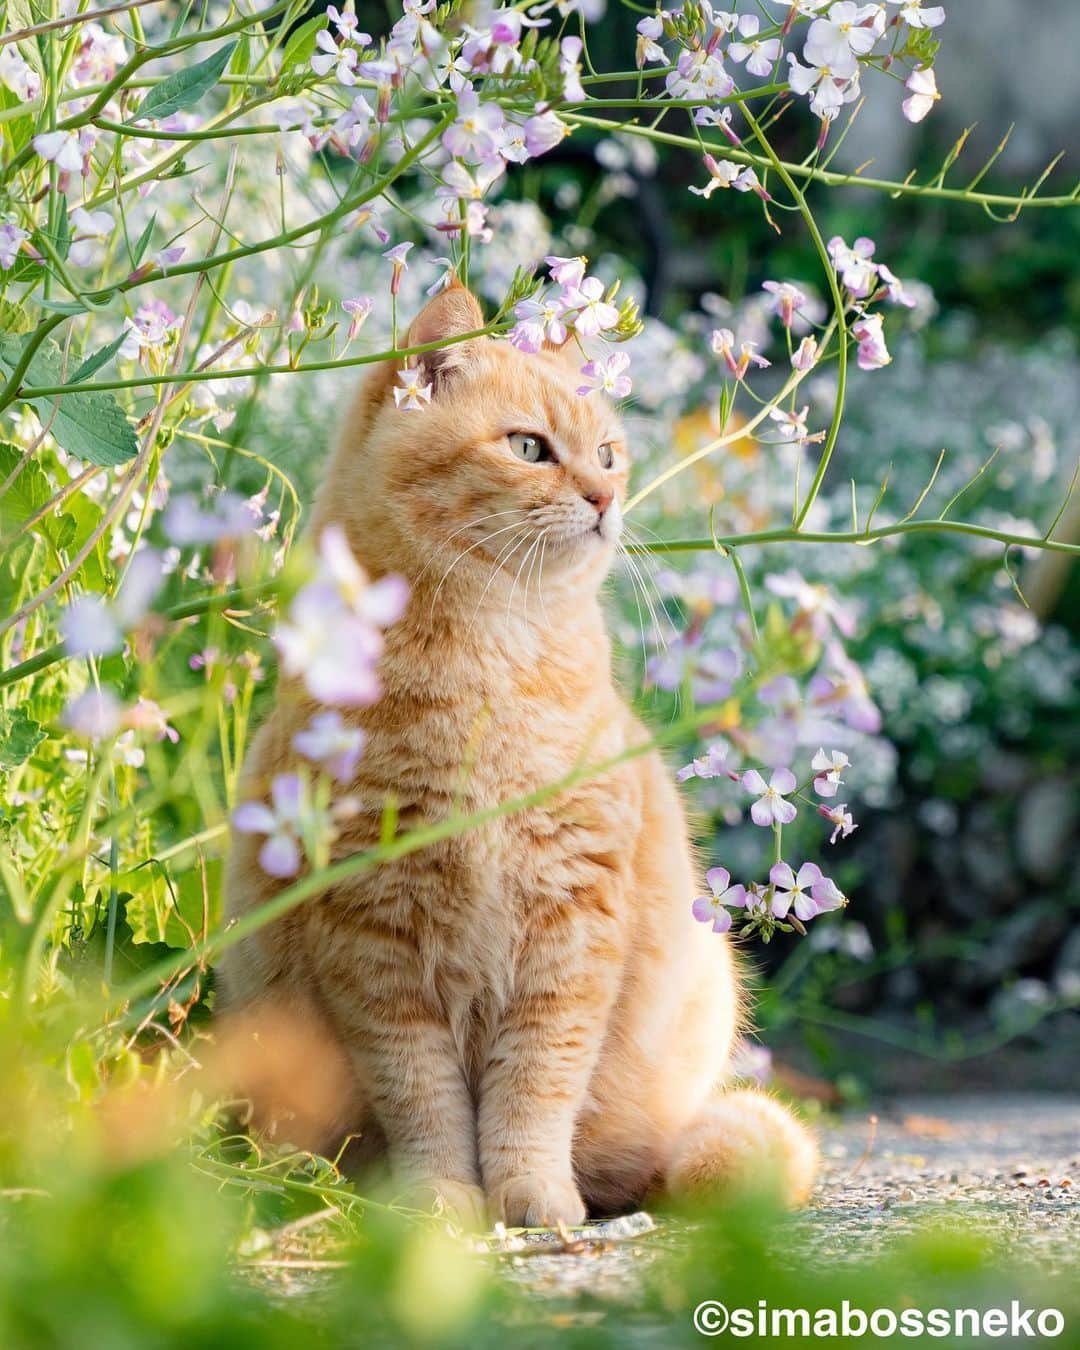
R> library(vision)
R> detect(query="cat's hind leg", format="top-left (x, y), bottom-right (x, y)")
top-left (663, 1088), bottom-right (819, 1209)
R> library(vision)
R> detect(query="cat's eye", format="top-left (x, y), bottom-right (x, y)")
top-left (509, 432), bottom-right (554, 464)
top-left (598, 443), bottom-right (615, 469)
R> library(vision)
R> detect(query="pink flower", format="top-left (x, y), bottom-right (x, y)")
top-left (676, 743), bottom-right (734, 783)
top-left (711, 328), bottom-right (770, 379)
top-left (510, 294), bottom-right (568, 352)
top-left (341, 295), bottom-right (373, 340)
top-left (559, 36), bottom-right (586, 101)
top-left (786, 50), bottom-right (860, 121)
top-left (310, 27), bottom-right (361, 85)
top-left (810, 870), bottom-right (845, 912)
top-left (0, 223), bottom-right (28, 270)
top-left (60, 549), bottom-right (163, 657)
top-left (437, 159), bottom-right (504, 204)
top-left (811, 747), bottom-right (850, 797)
top-left (819, 802), bottom-right (857, 843)
top-left (636, 14), bottom-right (666, 66)
top-left (293, 710), bottom-right (366, 781)
top-left (129, 697), bottom-right (179, 744)
top-left (164, 491), bottom-right (256, 544)
top-left (233, 774), bottom-right (307, 878)
top-left (762, 280), bottom-right (808, 328)
top-left (442, 88), bottom-right (505, 163)
top-left (0, 46), bottom-right (41, 101)
top-left (382, 241), bottom-right (413, 295)
top-left (851, 312), bottom-right (891, 370)
top-left (743, 767), bottom-right (798, 827)
top-left (769, 861), bottom-right (825, 921)
top-left (768, 405), bottom-right (822, 447)
top-left (808, 644), bottom-right (881, 733)
top-left (692, 866), bottom-right (747, 933)
top-left (545, 254), bottom-right (587, 287)
top-left (828, 234), bottom-right (878, 297)
top-left (791, 335), bottom-right (819, 370)
top-left (522, 109), bottom-right (570, 159)
top-left (273, 526), bottom-right (408, 707)
top-left (693, 105), bottom-right (742, 145)
top-left (765, 569), bottom-right (856, 638)
top-left (690, 154), bottom-right (765, 200)
top-left (120, 298), bottom-right (180, 363)
top-left (577, 351), bottom-right (632, 399)
top-left (876, 263), bottom-right (917, 308)
top-left (902, 65), bottom-right (940, 123)
top-left (666, 48), bottom-right (734, 101)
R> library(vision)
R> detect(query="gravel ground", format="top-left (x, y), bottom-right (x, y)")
top-left (245, 1094), bottom-right (1080, 1310)
top-left (797, 1093), bottom-right (1080, 1271)
top-left (475, 1094), bottom-right (1080, 1299)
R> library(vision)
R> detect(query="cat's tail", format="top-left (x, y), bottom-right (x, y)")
top-left (664, 1088), bottom-right (819, 1209)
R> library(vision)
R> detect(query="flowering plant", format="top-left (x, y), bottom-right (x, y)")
top-left (0, 0), bottom-right (1077, 1056)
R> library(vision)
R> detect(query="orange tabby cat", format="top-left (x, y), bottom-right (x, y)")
top-left (222, 284), bottom-right (817, 1228)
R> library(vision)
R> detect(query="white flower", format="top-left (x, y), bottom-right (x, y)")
top-left (394, 368), bottom-right (433, 411)
top-left (68, 207), bottom-right (113, 267)
top-left (811, 747), bottom-right (850, 797)
top-left (33, 129), bottom-right (84, 173)
top-left (728, 15), bottom-right (782, 78)
top-left (804, 1), bottom-right (884, 68)
top-left (819, 802), bottom-right (857, 843)
top-left (0, 46), bottom-right (41, 101)
top-left (902, 65), bottom-right (940, 123)
top-left (743, 767), bottom-right (798, 827)
top-left (786, 50), bottom-right (860, 120)
top-left (889, 0), bottom-right (945, 29)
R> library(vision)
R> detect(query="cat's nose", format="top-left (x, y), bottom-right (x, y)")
top-left (583, 488), bottom-right (614, 515)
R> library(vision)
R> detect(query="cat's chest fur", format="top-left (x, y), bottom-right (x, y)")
top-left (322, 616), bottom-right (635, 1036)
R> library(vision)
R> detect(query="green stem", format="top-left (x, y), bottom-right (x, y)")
top-left (739, 102), bottom-right (848, 529)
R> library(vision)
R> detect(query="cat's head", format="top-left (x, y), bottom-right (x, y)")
top-left (324, 284), bottom-right (630, 606)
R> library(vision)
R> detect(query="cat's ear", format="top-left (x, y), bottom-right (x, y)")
top-left (405, 283), bottom-right (485, 389)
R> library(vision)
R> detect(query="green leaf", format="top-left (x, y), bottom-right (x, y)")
top-left (130, 212), bottom-right (157, 268)
top-left (0, 337), bottom-right (138, 466)
top-left (0, 439), bottom-right (76, 549)
top-left (279, 13), bottom-right (328, 74)
top-left (0, 707), bottom-right (47, 771)
top-left (131, 41), bottom-right (237, 123)
top-left (70, 331), bottom-right (129, 385)
top-left (54, 206), bottom-right (71, 262)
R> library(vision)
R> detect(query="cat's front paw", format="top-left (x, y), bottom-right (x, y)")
top-left (488, 1174), bottom-right (586, 1229)
top-left (402, 1177), bottom-right (488, 1231)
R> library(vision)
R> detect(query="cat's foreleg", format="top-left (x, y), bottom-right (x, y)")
top-left (324, 968), bottom-right (486, 1229)
top-left (478, 900), bottom-right (623, 1228)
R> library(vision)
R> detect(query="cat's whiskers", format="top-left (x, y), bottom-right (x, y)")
top-left (521, 525), bottom-right (553, 632)
top-left (505, 528), bottom-right (545, 632)
top-left (535, 532), bottom-right (554, 631)
top-left (413, 508), bottom-right (526, 588)
top-left (464, 524), bottom-right (534, 638)
top-left (617, 524), bottom-right (669, 655)
top-left (429, 516), bottom-right (529, 620)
